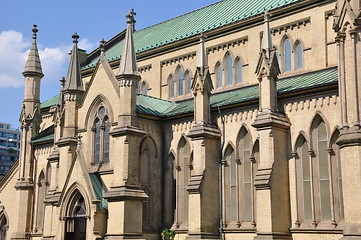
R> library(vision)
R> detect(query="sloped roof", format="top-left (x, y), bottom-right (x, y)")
top-left (138, 67), bottom-right (338, 117)
top-left (40, 67), bottom-right (338, 120)
top-left (82, 0), bottom-right (301, 70)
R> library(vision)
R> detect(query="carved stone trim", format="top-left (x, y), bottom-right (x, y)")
top-left (206, 36), bottom-right (248, 53)
top-left (160, 51), bottom-right (196, 66)
top-left (260, 17), bottom-right (311, 37)
top-left (138, 64), bottom-right (152, 73)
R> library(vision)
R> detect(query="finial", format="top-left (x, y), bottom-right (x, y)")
top-left (60, 77), bottom-right (65, 88)
top-left (199, 33), bottom-right (206, 43)
top-left (264, 11), bottom-right (270, 22)
top-left (126, 9), bottom-right (136, 24)
top-left (100, 38), bottom-right (106, 52)
top-left (72, 32), bottom-right (79, 44)
top-left (32, 24), bottom-right (38, 39)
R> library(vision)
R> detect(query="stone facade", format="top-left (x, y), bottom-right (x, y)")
top-left (0, 0), bottom-right (361, 240)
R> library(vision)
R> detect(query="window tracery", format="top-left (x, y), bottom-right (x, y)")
top-left (92, 106), bottom-right (110, 165)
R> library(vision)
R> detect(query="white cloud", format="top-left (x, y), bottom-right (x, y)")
top-left (0, 30), bottom-right (96, 88)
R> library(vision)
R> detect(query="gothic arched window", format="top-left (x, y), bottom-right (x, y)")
top-left (284, 39), bottom-right (292, 72)
top-left (225, 54), bottom-right (233, 85)
top-left (177, 67), bottom-right (184, 96)
top-left (185, 71), bottom-right (191, 95)
top-left (295, 43), bottom-right (303, 69)
top-left (35, 171), bottom-right (46, 233)
top-left (92, 106), bottom-right (110, 165)
top-left (235, 58), bottom-right (243, 83)
top-left (174, 136), bottom-right (190, 229)
top-left (216, 63), bottom-right (223, 88)
top-left (169, 76), bottom-right (175, 99)
top-left (0, 214), bottom-right (7, 240)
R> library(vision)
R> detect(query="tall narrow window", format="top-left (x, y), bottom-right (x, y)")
top-left (296, 136), bottom-right (312, 221)
top-left (103, 117), bottom-right (110, 163)
top-left (241, 132), bottom-right (252, 222)
top-left (36, 172), bottom-right (46, 232)
top-left (93, 118), bottom-right (101, 165)
top-left (169, 76), bottom-right (175, 98)
top-left (0, 215), bottom-right (7, 240)
top-left (224, 144), bottom-right (237, 224)
top-left (226, 54), bottom-right (233, 85)
top-left (92, 106), bottom-right (110, 165)
top-left (296, 44), bottom-right (303, 69)
top-left (164, 153), bottom-right (175, 228)
top-left (178, 68), bottom-right (184, 96)
top-left (235, 59), bottom-right (243, 83)
top-left (185, 71), bottom-right (191, 94)
top-left (175, 137), bottom-right (190, 228)
top-left (316, 122), bottom-right (332, 220)
top-left (331, 130), bottom-right (344, 221)
top-left (216, 63), bottom-right (223, 87)
top-left (284, 39), bottom-right (292, 72)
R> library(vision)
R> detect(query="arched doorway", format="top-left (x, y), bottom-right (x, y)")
top-left (0, 214), bottom-right (7, 240)
top-left (65, 193), bottom-right (87, 240)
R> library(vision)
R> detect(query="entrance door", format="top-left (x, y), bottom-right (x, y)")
top-left (65, 196), bottom-right (87, 240)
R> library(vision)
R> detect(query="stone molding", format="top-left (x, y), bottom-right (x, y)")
top-left (160, 51), bottom-right (196, 67)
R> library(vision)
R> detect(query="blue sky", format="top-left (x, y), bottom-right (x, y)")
top-left (0, 0), bottom-right (220, 128)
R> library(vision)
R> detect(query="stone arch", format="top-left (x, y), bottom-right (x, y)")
top-left (293, 131), bottom-right (310, 153)
top-left (60, 182), bottom-right (91, 219)
top-left (0, 209), bottom-right (8, 240)
top-left (236, 125), bottom-right (253, 157)
top-left (214, 60), bottom-right (223, 88)
top-left (139, 135), bottom-right (158, 158)
top-left (329, 127), bottom-right (340, 148)
top-left (309, 111), bottom-right (331, 147)
top-left (84, 94), bottom-right (114, 131)
top-left (223, 141), bottom-right (236, 157)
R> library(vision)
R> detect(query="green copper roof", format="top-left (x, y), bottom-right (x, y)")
top-left (32, 134), bottom-right (54, 143)
top-left (41, 68), bottom-right (338, 118)
top-left (89, 173), bottom-right (108, 209)
top-left (82, 0), bottom-right (301, 70)
top-left (137, 67), bottom-right (338, 117)
top-left (41, 95), bottom-right (59, 109)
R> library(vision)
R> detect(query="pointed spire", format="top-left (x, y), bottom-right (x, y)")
top-left (116, 9), bottom-right (140, 78)
top-left (63, 32), bottom-right (84, 92)
top-left (197, 33), bottom-right (208, 76)
top-left (262, 11), bottom-right (273, 59)
top-left (23, 24), bottom-right (43, 77)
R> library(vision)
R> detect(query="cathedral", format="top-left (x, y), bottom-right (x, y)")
top-left (1, 0), bottom-right (361, 239)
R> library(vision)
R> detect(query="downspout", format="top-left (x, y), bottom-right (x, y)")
top-left (217, 106), bottom-right (225, 240)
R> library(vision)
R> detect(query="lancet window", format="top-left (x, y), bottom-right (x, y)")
top-left (35, 171), bottom-right (46, 233)
top-left (92, 106), bottom-right (110, 165)
top-left (294, 116), bottom-right (344, 228)
top-left (284, 39), bottom-right (292, 72)
top-left (235, 58), bottom-right (243, 83)
top-left (215, 62), bottom-right (223, 88)
top-left (225, 53), bottom-right (233, 85)
top-left (169, 75), bottom-right (175, 99)
top-left (140, 137), bottom-right (159, 229)
top-left (174, 136), bottom-right (191, 229)
top-left (295, 42), bottom-right (303, 69)
top-left (0, 214), bottom-right (7, 240)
